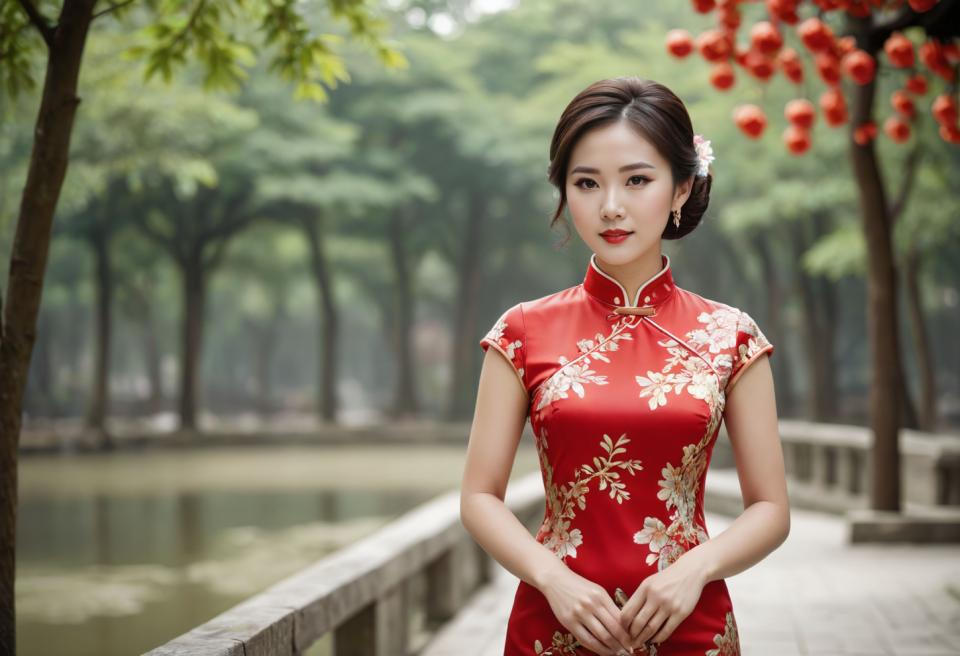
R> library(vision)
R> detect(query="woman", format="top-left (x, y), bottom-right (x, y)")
top-left (459, 76), bottom-right (790, 656)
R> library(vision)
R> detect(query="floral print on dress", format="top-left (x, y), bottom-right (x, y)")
top-left (480, 303), bottom-right (527, 387)
top-left (633, 323), bottom-right (728, 570)
top-left (684, 306), bottom-right (773, 394)
top-left (535, 326), bottom-right (633, 411)
top-left (706, 611), bottom-right (740, 656)
top-left (726, 310), bottom-right (774, 393)
top-left (535, 429), bottom-right (643, 560)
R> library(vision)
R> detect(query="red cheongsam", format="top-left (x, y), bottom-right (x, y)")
top-left (479, 253), bottom-right (774, 656)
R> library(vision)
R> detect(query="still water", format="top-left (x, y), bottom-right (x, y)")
top-left (17, 442), bottom-right (539, 655)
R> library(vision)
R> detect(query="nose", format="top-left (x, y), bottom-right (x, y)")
top-left (601, 189), bottom-right (625, 219)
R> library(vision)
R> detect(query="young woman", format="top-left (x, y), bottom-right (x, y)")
top-left (460, 77), bottom-right (790, 656)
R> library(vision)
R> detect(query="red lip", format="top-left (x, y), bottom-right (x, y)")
top-left (600, 230), bottom-right (633, 236)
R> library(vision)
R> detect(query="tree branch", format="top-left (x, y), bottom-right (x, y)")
top-left (91, 0), bottom-right (138, 21)
top-left (15, 0), bottom-right (54, 47)
top-left (889, 140), bottom-right (922, 225)
top-left (870, 0), bottom-right (960, 45)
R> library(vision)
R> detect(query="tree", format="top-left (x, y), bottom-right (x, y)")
top-left (0, 1), bottom-right (406, 651)
top-left (665, 0), bottom-right (959, 513)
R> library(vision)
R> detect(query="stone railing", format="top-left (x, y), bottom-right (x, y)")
top-left (711, 419), bottom-right (960, 512)
top-left (142, 473), bottom-right (545, 656)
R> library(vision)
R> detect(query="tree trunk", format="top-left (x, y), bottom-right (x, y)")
top-left (903, 249), bottom-right (938, 431)
top-left (848, 15), bottom-right (904, 512)
top-left (447, 199), bottom-right (485, 420)
top-left (254, 319), bottom-right (279, 417)
top-left (142, 308), bottom-right (164, 414)
top-left (388, 210), bottom-right (419, 419)
top-left (788, 218), bottom-right (838, 421)
top-left (86, 228), bottom-right (115, 449)
top-left (178, 259), bottom-right (206, 431)
top-left (303, 217), bottom-right (339, 423)
top-left (0, 0), bottom-right (97, 651)
top-left (752, 233), bottom-right (795, 415)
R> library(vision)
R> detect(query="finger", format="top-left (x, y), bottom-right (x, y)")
top-left (597, 596), bottom-right (636, 652)
top-left (634, 607), bottom-right (669, 647)
top-left (570, 621), bottom-right (618, 656)
top-left (649, 613), bottom-right (683, 646)
top-left (620, 585), bottom-right (647, 626)
top-left (583, 613), bottom-right (631, 655)
top-left (627, 599), bottom-right (657, 641)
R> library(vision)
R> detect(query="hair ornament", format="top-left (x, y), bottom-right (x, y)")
top-left (693, 133), bottom-right (714, 177)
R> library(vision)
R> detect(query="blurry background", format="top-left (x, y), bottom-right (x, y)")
top-left (1, 0), bottom-right (958, 654)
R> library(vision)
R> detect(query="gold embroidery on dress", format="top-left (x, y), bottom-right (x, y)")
top-left (633, 311), bottom-right (732, 570)
top-left (535, 326), bottom-right (634, 411)
top-left (706, 610), bottom-right (741, 656)
top-left (535, 431), bottom-right (644, 559)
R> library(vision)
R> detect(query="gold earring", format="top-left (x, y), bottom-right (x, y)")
top-left (672, 208), bottom-right (681, 228)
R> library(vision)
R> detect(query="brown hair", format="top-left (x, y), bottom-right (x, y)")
top-left (547, 76), bottom-right (711, 246)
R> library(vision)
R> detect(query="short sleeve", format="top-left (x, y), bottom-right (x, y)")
top-left (725, 309), bottom-right (774, 394)
top-left (479, 302), bottom-right (527, 391)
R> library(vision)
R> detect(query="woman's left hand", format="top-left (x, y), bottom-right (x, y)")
top-left (617, 552), bottom-right (709, 650)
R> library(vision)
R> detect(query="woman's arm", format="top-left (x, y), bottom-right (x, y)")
top-left (679, 353), bottom-right (791, 583)
top-left (459, 348), bottom-right (563, 589)
top-left (460, 349), bottom-right (635, 656)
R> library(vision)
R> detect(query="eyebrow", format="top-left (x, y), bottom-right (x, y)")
top-left (569, 161), bottom-right (656, 175)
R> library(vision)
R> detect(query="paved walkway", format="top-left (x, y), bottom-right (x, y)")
top-left (423, 505), bottom-right (960, 656)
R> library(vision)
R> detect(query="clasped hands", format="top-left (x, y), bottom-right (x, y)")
top-left (541, 552), bottom-right (708, 656)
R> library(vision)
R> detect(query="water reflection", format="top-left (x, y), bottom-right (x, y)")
top-left (16, 444), bottom-right (535, 656)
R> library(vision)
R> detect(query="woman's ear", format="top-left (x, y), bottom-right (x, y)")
top-left (675, 175), bottom-right (694, 206)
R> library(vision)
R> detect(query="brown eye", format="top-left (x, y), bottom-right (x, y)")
top-left (629, 175), bottom-right (650, 185)
top-left (573, 178), bottom-right (597, 189)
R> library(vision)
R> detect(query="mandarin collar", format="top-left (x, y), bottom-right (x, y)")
top-left (582, 252), bottom-right (676, 308)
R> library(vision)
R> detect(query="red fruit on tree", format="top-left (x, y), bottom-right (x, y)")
top-left (919, 39), bottom-right (955, 81)
top-left (820, 88), bottom-right (848, 126)
top-left (835, 35), bottom-right (857, 56)
top-left (691, 0), bottom-right (716, 12)
top-left (945, 43), bottom-right (960, 65)
top-left (816, 51), bottom-right (842, 86)
top-left (697, 29), bottom-right (734, 62)
top-left (891, 90), bottom-right (916, 118)
top-left (939, 122), bottom-right (960, 144)
top-left (785, 98), bottom-right (816, 128)
top-left (666, 29), bottom-right (695, 58)
top-left (853, 121), bottom-right (878, 145)
top-left (932, 94), bottom-right (958, 126)
top-left (919, 38), bottom-right (948, 69)
top-left (798, 17), bottom-right (834, 53)
top-left (710, 62), bottom-right (736, 90)
top-left (784, 125), bottom-right (812, 154)
top-left (845, 0), bottom-right (873, 18)
top-left (751, 21), bottom-right (784, 55)
top-left (734, 104), bottom-right (767, 138)
top-left (905, 74), bottom-right (928, 95)
top-left (767, 0), bottom-right (800, 23)
top-left (745, 49), bottom-right (777, 81)
top-left (883, 32), bottom-right (915, 68)
top-left (884, 115), bottom-right (911, 142)
top-left (841, 49), bottom-right (876, 84)
top-left (907, 0), bottom-right (938, 11)
top-left (720, 5), bottom-right (742, 30)
top-left (777, 47), bottom-right (804, 83)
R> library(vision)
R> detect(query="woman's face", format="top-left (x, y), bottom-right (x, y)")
top-left (564, 120), bottom-right (692, 266)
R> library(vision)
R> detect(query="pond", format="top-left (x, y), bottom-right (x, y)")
top-left (17, 442), bottom-right (540, 656)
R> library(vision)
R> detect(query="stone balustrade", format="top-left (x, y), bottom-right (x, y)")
top-left (142, 474), bottom-right (546, 656)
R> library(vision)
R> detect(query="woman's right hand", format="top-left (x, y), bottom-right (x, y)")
top-left (539, 568), bottom-right (637, 655)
